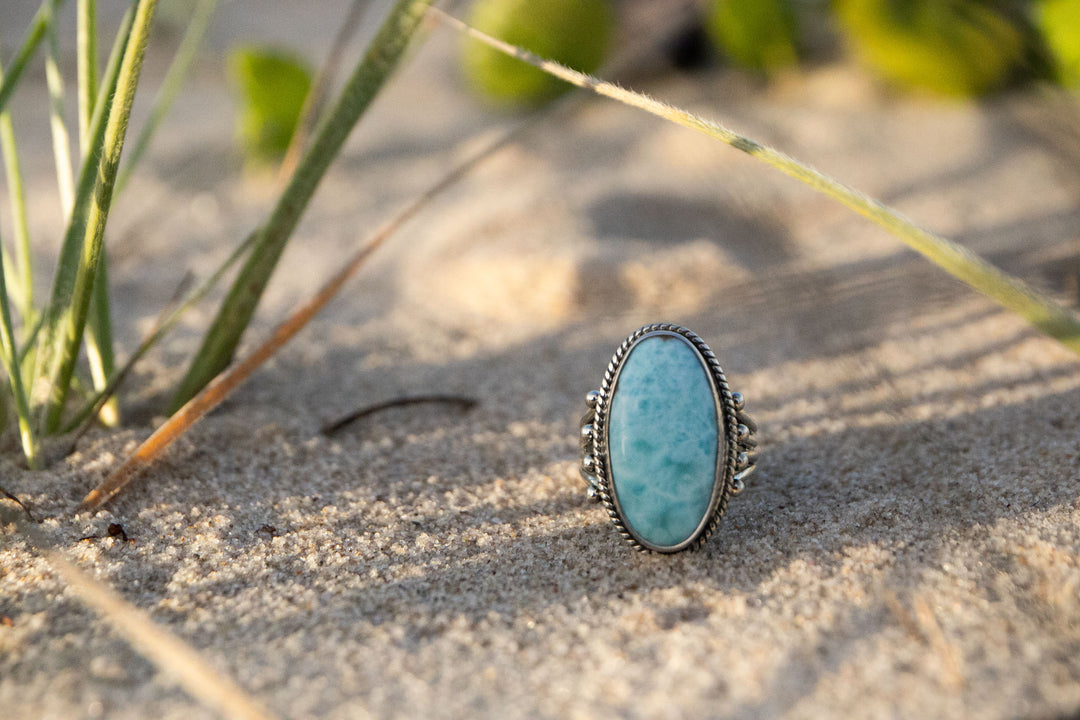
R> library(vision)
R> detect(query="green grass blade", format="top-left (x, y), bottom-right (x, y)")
top-left (0, 117), bottom-right (32, 323)
top-left (0, 66), bottom-right (35, 324)
top-left (435, 8), bottom-right (1080, 354)
top-left (170, 0), bottom-right (435, 411)
top-left (278, 0), bottom-right (366, 182)
top-left (76, 0), bottom-right (118, 427)
top-left (0, 0), bottom-right (67, 116)
top-left (62, 229), bottom-right (259, 434)
top-left (85, 252), bottom-right (117, 425)
top-left (0, 230), bottom-right (39, 467)
top-left (115, 0), bottom-right (217, 196)
top-left (45, 17), bottom-right (76, 217)
top-left (33, 0), bottom-right (155, 434)
top-left (28, 4), bottom-right (132, 429)
top-left (77, 0), bottom-right (99, 153)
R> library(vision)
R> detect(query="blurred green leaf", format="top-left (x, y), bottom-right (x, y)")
top-left (1037, 0), bottom-right (1080, 88)
top-left (704, 0), bottom-right (800, 76)
top-left (835, 0), bottom-right (1027, 97)
top-left (461, 0), bottom-right (614, 108)
top-left (228, 46), bottom-right (312, 162)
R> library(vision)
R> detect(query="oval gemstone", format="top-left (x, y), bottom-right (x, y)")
top-left (607, 333), bottom-right (721, 549)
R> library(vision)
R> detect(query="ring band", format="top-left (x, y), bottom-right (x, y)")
top-left (580, 323), bottom-right (757, 553)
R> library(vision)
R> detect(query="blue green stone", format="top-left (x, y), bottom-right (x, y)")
top-left (608, 333), bottom-right (720, 548)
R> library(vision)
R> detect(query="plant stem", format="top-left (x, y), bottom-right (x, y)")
top-left (0, 65), bottom-right (35, 327)
top-left (277, 0), bottom-right (367, 183)
top-left (44, 18), bottom-right (76, 218)
top-left (77, 0), bottom-right (99, 153)
top-left (0, 0), bottom-right (68, 116)
top-left (33, 0), bottom-right (153, 434)
top-left (115, 0), bottom-right (218, 196)
top-left (0, 231), bottom-right (38, 467)
top-left (170, 0), bottom-right (435, 412)
top-left (77, 0), bottom-right (118, 428)
top-left (62, 229), bottom-right (260, 434)
top-left (434, 8), bottom-right (1080, 355)
top-left (85, 253), bottom-right (117, 425)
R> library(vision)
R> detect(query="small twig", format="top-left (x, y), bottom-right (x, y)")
top-left (278, 0), bottom-right (368, 184)
top-left (321, 394), bottom-right (477, 436)
top-left (0, 485), bottom-right (37, 522)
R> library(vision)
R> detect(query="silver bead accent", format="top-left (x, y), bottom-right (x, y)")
top-left (580, 423), bottom-right (595, 447)
top-left (582, 454), bottom-right (597, 474)
top-left (585, 390), bottom-right (601, 409)
top-left (736, 451), bottom-right (749, 469)
top-left (731, 392), bottom-right (745, 411)
top-left (737, 423), bottom-right (750, 441)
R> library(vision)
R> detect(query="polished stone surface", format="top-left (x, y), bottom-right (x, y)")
top-left (608, 333), bottom-right (720, 548)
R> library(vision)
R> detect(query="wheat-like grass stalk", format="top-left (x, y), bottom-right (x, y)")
top-left (432, 7), bottom-right (1080, 354)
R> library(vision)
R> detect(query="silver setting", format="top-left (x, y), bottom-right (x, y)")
top-left (579, 323), bottom-right (758, 552)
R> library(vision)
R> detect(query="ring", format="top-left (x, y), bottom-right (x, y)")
top-left (580, 323), bottom-right (757, 553)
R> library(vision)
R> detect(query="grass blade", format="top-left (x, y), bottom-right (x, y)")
top-left (42, 549), bottom-right (280, 720)
top-left (432, 8), bottom-right (1080, 354)
top-left (4, 513), bottom-right (278, 720)
top-left (79, 119), bottom-right (523, 511)
top-left (0, 64), bottom-right (35, 325)
top-left (77, 0), bottom-right (99, 153)
top-left (62, 229), bottom-right (260, 434)
top-left (115, 0), bottom-right (218, 196)
top-left (44, 18), bottom-right (76, 217)
top-left (0, 230), bottom-right (38, 467)
top-left (169, 0), bottom-right (435, 412)
top-left (0, 0), bottom-right (67, 116)
top-left (0, 123), bottom-right (30, 324)
top-left (63, 272), bottom-right (192, 446)
top-left (33, 0), bottom-right (153, 434)
top-left (84, 252), bottom-right (118, 425)
top-left (277, 0), bottom-right (366, 183)
top-left (77, 1), bottom-right (121, 428)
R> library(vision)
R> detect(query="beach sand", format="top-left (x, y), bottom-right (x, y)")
top-left (2, 2), bottom-right (1080, 718)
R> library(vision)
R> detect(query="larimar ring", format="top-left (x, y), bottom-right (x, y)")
top-left (580, 323), bottom-right (757, 553)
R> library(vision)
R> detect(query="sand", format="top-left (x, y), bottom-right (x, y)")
top-left (2, 2), bottom-right (1080, 718)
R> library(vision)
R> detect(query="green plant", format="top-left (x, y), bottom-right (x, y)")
top-left (5, 0), bottom-right (1080, 503)
top-left (1036, 0), bottom-right (1080, 88)
top-left (77, 7), bottom-right (1080, 512)
top-left (834, 0), bottom-right (1027, 97)
top-left (0, 0), bottom-right (434, 469)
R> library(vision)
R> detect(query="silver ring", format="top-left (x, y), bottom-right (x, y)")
top-left (580, 323), bottom-right (757, 553)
